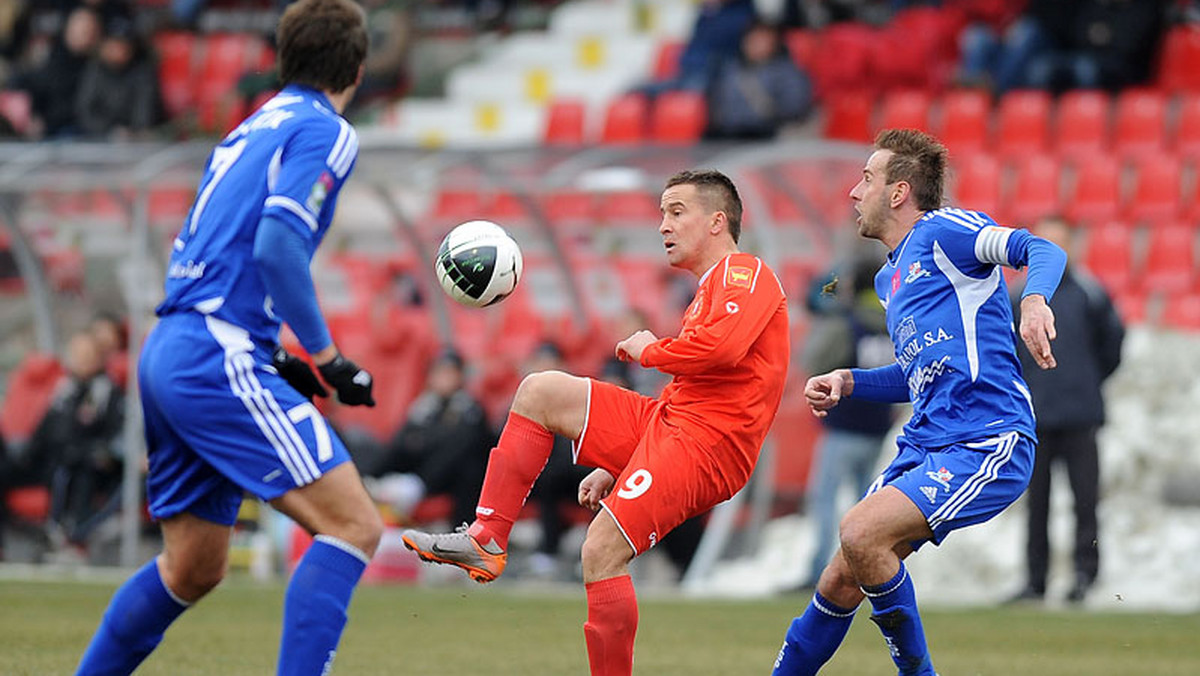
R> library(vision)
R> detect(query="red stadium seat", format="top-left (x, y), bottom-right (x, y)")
top-left (1176, 93), bottom-right (1200, 160)
top-left (1161, 292), bottom-right (1200, 331)
top-left (0, 353), bottom-right (63, 443)
top-left (822, 90), bottom-right (873, 142)
top-left (543, 99), bottom-right (586, 146)
top-left (1157, 25), bottom-right (1200, 92)
top-left (995, 90), bottom-right (1051, 159)
top-left (651, 90), bottom-right (707, 145)
top-left (154, 31), bottom-right (197, 118)
top-left (876, 89), bottom-right (933, 133)
top-left (1054, 90), bottom-right (1109, 159)
top-left (600, 93), bottom-right (648, 145)
top-left (938, 89), bottom-right (990, 155)
top-left (785, 29), bottom-right (819, 72)
top-left (1083, 221), bottom-right (1135, 292)
top-left (428, 188), bottom-right (489, 225)
top-left (1112, 88), bottom-right (1166, 159)
top-left (651, 40), bottom-right (684, 81)
top-left (1007, 154), bottom-right (1062, 226)
top-left (1065, 155), bottom-right (1121, 227)
top-left (539, 190), bottom-right (595, 225)
top-left (196, 33), bottom-right (267, 132)
top-left (1139, 223), bottom-right (1196, 294)
top-left (1110, 289), bottom-right (1147, 325)
top-left (808, 23), bottom-right (875, 99)
top-left (597, 190), bottom-right (660, 223)
top-left (1125, 156), bottom-right (1182, 224)
top-left (951, 153), bottom-right (1002, 219)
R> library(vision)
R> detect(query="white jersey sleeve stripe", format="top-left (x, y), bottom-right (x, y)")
top-left (939, 209), bottom-right (981, 231)
top-left (325, 119), bottom-right (349, 171)
top-left (264, 195), bottom-right (319, 232)
top-left (975, 225), bottom-right (1014, 266)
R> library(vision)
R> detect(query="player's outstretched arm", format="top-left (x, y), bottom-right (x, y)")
top-left (805, 369), bottom-right (853, 417)
top-left (1019, 294), bottom-right (1057, 370)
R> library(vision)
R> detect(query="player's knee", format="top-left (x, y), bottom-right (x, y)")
top-left (512, 370), bottom-right (578, 424)
top-left (163, 554), bottom-right (227, 602)
top-left (837, 512), bottom-right (875, 561)
top-left (580, 518), bottom-right (634, 581)
top-left (340, 507), bottom-right (384, 557)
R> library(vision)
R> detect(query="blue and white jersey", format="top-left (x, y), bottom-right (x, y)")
top-left (876, 207), bottom-right (1037, 447)
top-left (157, 84), bottom-right (358, 349)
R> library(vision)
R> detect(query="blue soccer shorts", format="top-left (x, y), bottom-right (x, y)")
top-left (867, 430), bottom-right (1035, 548)
top-left (139, 312), bottom-right (352, 526)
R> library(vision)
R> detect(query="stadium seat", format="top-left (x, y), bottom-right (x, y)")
top-left (1110, 289), bottom-right (1148, 325)
top-left (543, 99), bottom-right (587, 146)
top-left (1139, 223), bottom-right (1196, 294)
top-left (651, 90), bottom-right (707, 144)
top-left (1054, 90), bottom-right (1109, 159)
top-left (784, 29), bottom-right (819, 72)
top-left (0, 353), bottom-right (63, 443)
top-left (154, 31), bottom-right (197, 118)
top-left (876, 89), bottom-right (933, 133)
top-left (937, 89), bottom-right (990, 155)
top-left (1161, 292), bottom-right (1200, 331)
top-left (1176, 93), bottom-right (1200, 160)
top-left (539, 190), bottom-right (595, 225)
top-left (596, 190), bottom-right (660, 224)
top-left (1112, 88), bottom-right (1166, 159)
top-left (651, 39), bottom-right (684, 81)
top-left (822, 90), bottom-right (873, 142)
top-left (1157, 25), bottom-right (1200, 92)
top-left (1082, 221), bottom-right (1135, 292)
top-left (808, 23), bottom-right (875, 99)
top-left (1007, 154), bottom-right (1062, 226)
top-left (600, 93), bottom-right (648, 145)
top-left (950, 153), bottom-right (1002, 219)
top-left (1125, 156), bottom-right (1182, 223)
top-left (995, 90), bottom-right (1052, 159)
top-left (1065, 155), bottom-right (1122, 226)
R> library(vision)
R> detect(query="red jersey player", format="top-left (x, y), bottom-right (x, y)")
top-left (402, 169), bottom-right (790, 675)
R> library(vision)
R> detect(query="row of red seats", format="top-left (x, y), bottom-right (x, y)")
top-left (1077, 221), bottom-right (1200, 296)
top-left (154, 30), bottom-right (274, 132)
top-left (827, 87), bottom-right (1200, 160)
top-left (955, 152), bottom-right (1200, 227)
top-left (544, 90), bottom-right (707, 146)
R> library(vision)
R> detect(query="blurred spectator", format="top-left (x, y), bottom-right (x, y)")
top-left (952, 0), bottom-right (1031, 92)
top-left (0, 0), bottom-right (32, 80)
top-left (524, 341), bottom-right (591, 579)
top-left (28, 331), bottom-right (126, 554)
top-left (637, 0), bottom-right (757, 99)
top-left (89, 311), bottom-right (129, 388)
top-left (797, 254), bottom-right (895, 589)
top-left (780, 0), bottom-right (894, 28)
top-left (705, 20), bottom-right (812, 140)
top-left (349, 0), bottom-right (412, 114)
top-left (75, 17), bottom-right (162, 139)
top-left (365, 347), bottom-right (493, 526)
top-left (1009, 216), bottom-right (1124, 605)
top-left (7, 5), bottom-right (100, 137)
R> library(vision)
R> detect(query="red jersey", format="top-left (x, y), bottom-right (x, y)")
top-left (639, 252), bottom-right (790, 485)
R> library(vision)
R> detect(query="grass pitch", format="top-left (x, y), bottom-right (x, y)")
top-left (2, 577), bottom-right (1199, 675)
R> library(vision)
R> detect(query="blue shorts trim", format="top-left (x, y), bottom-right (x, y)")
top-left (868, 431), bottom-right (1033, 547)
top-left (140, 312), bottom-right (351, 526)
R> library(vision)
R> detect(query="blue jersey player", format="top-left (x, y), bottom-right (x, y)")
top-left (772, 129), bottom-right (1066, 676)
top-left (74, 2), bottom-right (381, 674)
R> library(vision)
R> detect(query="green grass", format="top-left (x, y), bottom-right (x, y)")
top-left (3, 578), bottom-right (1199, 675)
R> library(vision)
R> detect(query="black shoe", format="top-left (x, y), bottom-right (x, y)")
top-left (1004, 585), bottom-right (1045, 605)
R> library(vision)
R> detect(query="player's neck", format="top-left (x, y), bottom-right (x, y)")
top-left (689, 245), bottom-right (738, 278)
top-left (324, 88), bottom-right (355, 115)
top-left (880, 210), bottom-right (924, 251)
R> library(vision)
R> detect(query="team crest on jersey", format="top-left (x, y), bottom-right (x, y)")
top-left (920, 486), bottom-right (939, 504)
top-left (306, 171), bottom-right (334, 214)
top-left (905, 260), bottom-right (931, 284)
top-left (726, 265), bottom-right (754, 288)
top-left (926, 466), bottom-right (954, 490)
top-left (687, 290), bottom-right (706, 319)
top-left (896, 315), bottom-right (917, 344)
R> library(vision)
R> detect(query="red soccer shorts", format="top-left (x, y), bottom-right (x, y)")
top-left (574, 379), bottom-right (743, 555)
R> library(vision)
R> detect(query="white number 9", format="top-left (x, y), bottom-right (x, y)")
top-left (616, 469), bottom-right (653, 500)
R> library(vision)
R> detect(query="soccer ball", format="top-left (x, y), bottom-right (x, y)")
top-left (434, 220), bottom-right (523, 307)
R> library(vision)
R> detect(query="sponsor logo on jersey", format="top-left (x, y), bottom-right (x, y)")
top-left (920, 486), bottom-right (939, 504)
top-left (306, 171), bottom-right (334, 214)
top-left (926, 466), bottom-right (954, 490)
top-left (891, 269), bottom-right (901, 296)
top-left (897, 315), bottom-right (917, 344)
top-left (905, 260), bottom-right (932, 284)
top-left (907, 354), bottom-right (951, 397)
top-left (726, 301), bottom-right (740, 314)
top-left (726, 265), bottom-right (754, 288)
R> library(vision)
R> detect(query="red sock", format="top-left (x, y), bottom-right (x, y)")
top-left (583, 575), bottom-right (638, 676)
top-left (467, 411), bottom-right (553, 550)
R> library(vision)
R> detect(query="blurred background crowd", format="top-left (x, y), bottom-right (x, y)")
top-left (2, 0), bottom-right (1200, 603)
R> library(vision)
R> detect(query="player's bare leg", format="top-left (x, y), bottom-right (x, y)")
top-left (158, 513), bottom-right (234, 602)
top-left (270, 461), bottom-right (383, 676)
top-left (403, 370), bottom-right (589, 582)
top-left (581, 510), bottom-right (639, 676)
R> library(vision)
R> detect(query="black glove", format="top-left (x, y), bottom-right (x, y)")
top-left (318, 353), bottom-right (375, 407)
top-left (272, 347), bottom-right (328, 401)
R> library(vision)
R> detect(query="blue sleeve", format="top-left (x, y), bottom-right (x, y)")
top-left (261, 116), bottom-right (357, 240)
top-left (1009, 234), bottom-right (1067, 301)
top-left (253, 215), bottom-right (333, 354)
top-left (849, 363), bottom-right (910, 403)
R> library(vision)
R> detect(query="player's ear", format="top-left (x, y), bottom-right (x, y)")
top-left (710, 210), bottom-right (726, 236)
top-left (890, 181), bottom-right (911, 208)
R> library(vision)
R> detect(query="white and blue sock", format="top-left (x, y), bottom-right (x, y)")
top-left (863, 562), bottom-right (935, 676)
top-left (75, 558), bottom-right (190, 676)
top-left (278, 535), bottom-right (369, 676)
top-left (772, 592), bottom-right (858, 675)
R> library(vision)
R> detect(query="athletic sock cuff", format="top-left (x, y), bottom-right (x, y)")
top-left (501, 411), bottom-right (553, 446)
top-left (310, 535), bottom-right (371, 579)
top-left (861, 562), bottom-right (908, 598)
top-left (812, 591), bottom-right (858, 617)
top-left (586, 575), bottom-right (634, 605)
